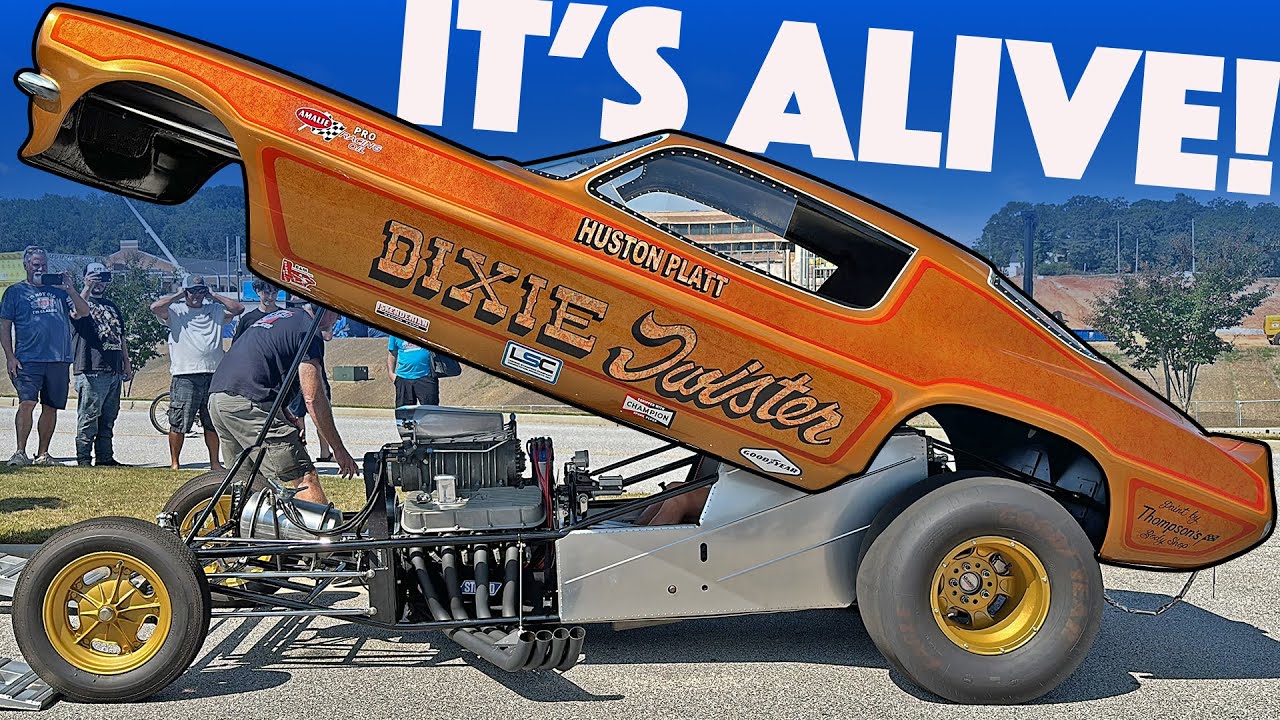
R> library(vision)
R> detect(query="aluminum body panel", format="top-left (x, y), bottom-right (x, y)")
top-left (557, 433), bottom-right (928, 622)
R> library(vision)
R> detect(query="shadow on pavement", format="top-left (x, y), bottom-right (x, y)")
top-left (896, 590), bottom-right (1280, 704)
top-left (170, 588), bottom-right (1278, 705)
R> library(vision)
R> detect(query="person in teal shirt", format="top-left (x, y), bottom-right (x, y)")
top-left (387, 336), bottom-right (437, 406)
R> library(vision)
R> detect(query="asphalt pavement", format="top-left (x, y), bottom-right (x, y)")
top-left (1, 407), bottom-right (1279, 717)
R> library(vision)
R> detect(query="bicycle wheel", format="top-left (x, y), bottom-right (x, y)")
top-left (149, 393), bottom-right (171, 434)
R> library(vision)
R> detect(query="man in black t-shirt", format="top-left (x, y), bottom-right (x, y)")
top-left (72, 263), bottom-right (133, 466)
top-left (232, 278), bottom-right (279, 342)
top-left (208, 305), bottom-right (357, 504)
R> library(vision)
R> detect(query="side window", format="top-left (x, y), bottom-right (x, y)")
top-left (588, 148), bottom-right (914, 309)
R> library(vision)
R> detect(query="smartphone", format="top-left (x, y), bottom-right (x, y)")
top-left (95, 271), bottom-right (112, 283)
top-left (39, 273), bottom-right (63, 287)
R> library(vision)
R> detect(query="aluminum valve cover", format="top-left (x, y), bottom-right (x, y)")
top-left (402, 485), bottom-right (545, 533)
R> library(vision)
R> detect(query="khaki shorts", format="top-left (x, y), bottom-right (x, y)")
top-left (208, 392), bottom-right (314, 483)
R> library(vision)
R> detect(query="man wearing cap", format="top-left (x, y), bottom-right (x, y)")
top-left (150, 274), bottom-right (243, 470)
top-left (71, 262), bottom-right (133, 467)
top-left (0, 246), bottom-right (91, 466)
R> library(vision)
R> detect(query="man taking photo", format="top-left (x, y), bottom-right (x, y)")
top-left (150, 274), bottom-right (243, 471)
top-left (209, 303), bottom-right (358, 504)
top-left (72, 262), bottom-right (133, 467)
top-left (0, 246), bottom-right (91, 466)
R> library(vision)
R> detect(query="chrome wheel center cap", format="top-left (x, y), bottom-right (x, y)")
top-left (97, 606), bottom-right (116, 622)
top-left (958, 571), bottom-right (982, 594)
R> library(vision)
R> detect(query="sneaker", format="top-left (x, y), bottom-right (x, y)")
top-left (32, 453), bottom-right (58, 466)
top-left (96, 459), bottom-right (131, 467)
top-left (6, 451), bottom-right (30, 467)
top-left (77, 459), bottom-right (93, 467)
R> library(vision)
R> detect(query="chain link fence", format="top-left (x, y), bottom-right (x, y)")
top-left (1187, 399), bottom-right (1280, 428)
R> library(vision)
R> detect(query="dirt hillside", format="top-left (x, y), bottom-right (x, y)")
top-left (1024, 275), bottom-right (1280, 334)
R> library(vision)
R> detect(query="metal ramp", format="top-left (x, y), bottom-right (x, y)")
top-left (0, 659), bottom-right (56, 711)
top-left (0, 554), bottom-right (24, 599)
top-left (1, 554), bottom-right (59, 711)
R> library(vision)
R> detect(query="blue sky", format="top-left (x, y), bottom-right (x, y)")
top-left (2, 0), bottom-right (1279, 244)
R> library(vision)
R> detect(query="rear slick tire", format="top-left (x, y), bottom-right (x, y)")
top-left (12, 517), bottom-right (210, 703)
top-left (857, 476), bottom-right (1103, 704)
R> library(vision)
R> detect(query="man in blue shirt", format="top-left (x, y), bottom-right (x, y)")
top-left (0, 247), bottom-right (91, 466)
top-left (387, 336), bottom-right (438, 406)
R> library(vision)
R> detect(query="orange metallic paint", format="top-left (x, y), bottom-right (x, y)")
top-left (19, 7), bottom-right (1275, 570)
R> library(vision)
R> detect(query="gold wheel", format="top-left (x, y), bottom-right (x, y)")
top-left (930, 535), bottom-right (1050, 655)
top-left (182, 497), bottom-right (245, 583)
top-left (180, 496), bottom-right (233, 535)
top-left (42, 552), bottom-right (173, 675)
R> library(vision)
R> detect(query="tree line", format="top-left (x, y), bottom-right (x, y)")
top-left (977, 194), bottom-right (1280, 276)
top-left (0, 185), bottom-right (245, 259)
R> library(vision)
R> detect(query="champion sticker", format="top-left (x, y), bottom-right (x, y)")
top-left (280, 258), bottom-right (316, 291)
top-left (739, 448), bottom-right (801, 477)
top-left (622, 394), bottom-right (675, 428)
top-left (295, 106), bottom-right (383, 154)
top-left (375, 301), bottom-right (431, 334)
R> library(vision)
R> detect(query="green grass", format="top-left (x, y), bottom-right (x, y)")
top-left (0, 466), bottom-right (371, 544)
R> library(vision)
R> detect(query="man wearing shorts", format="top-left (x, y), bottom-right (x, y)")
top-left (209, 305), bottom-right (358, 504)
top-left (0, 246), bottom-right (91, 466)
top-left (151, 274), bottom-right (243, 470)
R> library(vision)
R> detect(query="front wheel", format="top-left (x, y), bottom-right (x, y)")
top-left (857, 476), bottom-right (1103, 704)
top-left (12, 517), bottom-right (211, 703)
top-left (163, 469), bottom-right (277, 606)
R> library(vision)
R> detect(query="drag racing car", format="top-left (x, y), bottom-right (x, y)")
top-left (7, 5), bottom-right (1275, 706)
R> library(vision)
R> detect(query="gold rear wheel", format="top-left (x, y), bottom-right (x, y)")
top-left (930, 536), bottom-right (1050, 655)
top-left (856, 476), bottom-right (1103, 704)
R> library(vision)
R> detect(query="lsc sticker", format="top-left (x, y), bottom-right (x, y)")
top-left (502, 341), bottom-right (562, 384)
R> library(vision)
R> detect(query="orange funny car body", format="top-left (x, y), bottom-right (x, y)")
top-left (17, 6), bottom-right (1274, 571)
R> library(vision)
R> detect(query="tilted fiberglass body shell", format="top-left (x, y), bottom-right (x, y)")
top-left (18, 7), bottom-right (1274, 570)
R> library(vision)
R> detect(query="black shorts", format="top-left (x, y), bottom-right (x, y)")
top-left (394, 376), bottom-right (439, 407)
top-left (169, 373), bottom-right (214, 433)
top-left (12, 361), bottom-right (70, 409)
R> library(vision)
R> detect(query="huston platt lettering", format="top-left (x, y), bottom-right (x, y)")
top-left (575, 217), bottom-right (731, 299)
top-left (604, 311), bottom-right (843, 445)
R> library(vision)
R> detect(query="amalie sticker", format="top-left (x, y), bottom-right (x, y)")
top-left (294, 106), bottom-right (384, 154)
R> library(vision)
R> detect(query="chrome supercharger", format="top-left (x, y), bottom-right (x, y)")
top-left (238, 489), bottom-right (343, 543)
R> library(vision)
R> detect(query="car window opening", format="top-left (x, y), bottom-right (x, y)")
top-left (589, 148), bottom-right (914, 310)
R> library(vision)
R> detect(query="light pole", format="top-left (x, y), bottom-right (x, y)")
top-left (1114, 216), bottom-right (1198, 274)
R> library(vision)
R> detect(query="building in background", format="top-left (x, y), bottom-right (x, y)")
top-left (646, 210), bottom-right (834, 291)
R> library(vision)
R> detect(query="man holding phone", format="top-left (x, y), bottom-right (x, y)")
top-left (72, 262), bottom-right (133, 467)
top-left (150, 274), bottom-right (243, 470)
top-left (0, 246), bottom-right (91, 466)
